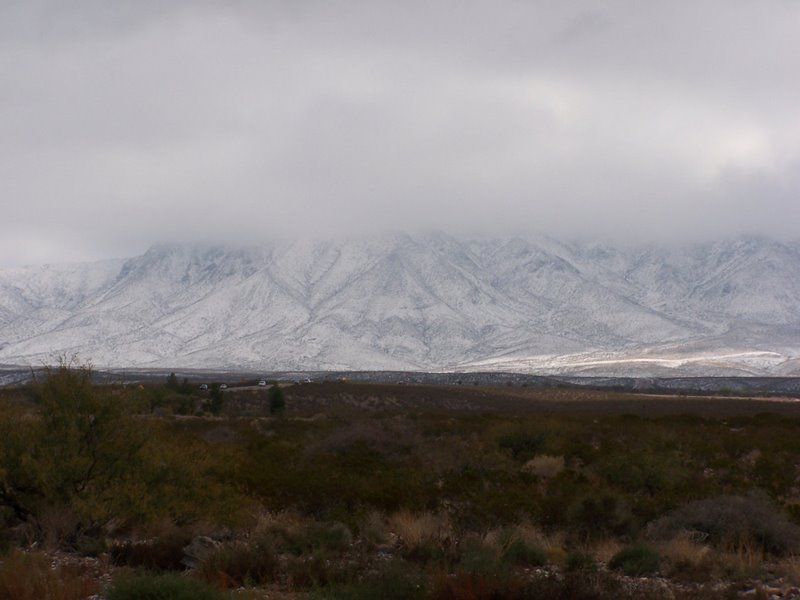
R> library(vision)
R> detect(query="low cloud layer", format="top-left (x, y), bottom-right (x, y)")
top-left (2, 0), bottom-right (799, 266)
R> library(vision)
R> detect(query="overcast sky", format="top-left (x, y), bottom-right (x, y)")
top-left (1, 0), bottom-right (799, 266)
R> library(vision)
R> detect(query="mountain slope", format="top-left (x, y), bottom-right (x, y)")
top-left (0, 234), bottom-right (798, 375)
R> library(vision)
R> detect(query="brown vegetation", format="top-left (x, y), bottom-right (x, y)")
top-left (1, 366), bottom-right (799, 598)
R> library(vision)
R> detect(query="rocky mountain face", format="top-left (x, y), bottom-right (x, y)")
top-left (1, 234), bottom-right (799, 375)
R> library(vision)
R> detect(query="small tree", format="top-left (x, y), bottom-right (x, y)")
top-left (0, 358), bottom-right (144, 541)
top-left (268, 383), bottom-right (285, 416)
top-left (178, 377), bottom-right (192, 395)
top-left (208, 384), bottom-right (224, 415)
top-left (166, 372), bottom-right (179, 390)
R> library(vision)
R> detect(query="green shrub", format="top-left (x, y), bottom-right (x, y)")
top-left (566, 489), bottom-right (633, 539)
top-left (565, 551), bottom-right (597, 572)
top-left (498, 431), bottom-right (545, 461)
top-left (285, 522), bottom-right (353, 555)
top-left (208, 384), bottom-right (224, 415)
top-left (503, 538), bottom-right (546, 567)
top-left (457, 534), bottom-right (503, 576)
top-left (107, 573), bottom-right (224, 600)
top-left (243, 439), bottom-right (428, 517)
top-left (608, 544), bottom-right (660, 576)
top-left (165, 373), bottom-right (193, 395)
top-left (403, 538), bottom-right (447, 564)
top-left (269, 383), bottom-right (285, 416)
top-left (308, 522), bottom-right (353, 551)
top-left (596, 450), bottom-right (684, 498)
top-left (0, 360), bottom-right (145, 545)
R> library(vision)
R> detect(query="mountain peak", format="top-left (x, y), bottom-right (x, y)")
top-left (1, 234), bottom-right (798, 375)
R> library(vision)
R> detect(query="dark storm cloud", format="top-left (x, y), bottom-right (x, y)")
top-left (1, 0), bottom-right (799, 266)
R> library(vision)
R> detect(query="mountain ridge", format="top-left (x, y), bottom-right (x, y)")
top-left (1, 233), bottom-right (798, 375)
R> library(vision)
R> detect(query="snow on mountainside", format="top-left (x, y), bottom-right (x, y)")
top-left (0, 233), bottom-right (799, 375)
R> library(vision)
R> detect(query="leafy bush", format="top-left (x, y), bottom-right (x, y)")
top-left (565, 551), bottom-right (597, 572)
top-left (503, 538), bottom-right (546, 566)
top-left (242, 438), bottom-right (429, 517)
top-left (284, 521), bottom-right (353, 555)
top-left (647, 493), bottom-right (800, 556)
top-left (608, 544), bottom-right (660, 576)
top-left (307, 418), bottom-right (420, 458)
top-left (107, 573), bottom-right (224, 600)
top-left (498, 431), bottom-right (545, 461)
top-left (596, 450), bottom-right (683, 497)
top-left (457, 533), bottom-right (504, 576)
top-left (306, 522), bottom-right (353, 551)
top-left (0, 360), bottom-right (144, 544)
top-left (566, 489), bottom-right (633, 539)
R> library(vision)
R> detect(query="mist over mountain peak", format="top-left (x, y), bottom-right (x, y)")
top-left (1, 233), bottom-right (798, 376)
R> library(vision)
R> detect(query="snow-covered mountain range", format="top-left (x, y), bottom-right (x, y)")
top-left (1, 233), bottom-right (799, 376)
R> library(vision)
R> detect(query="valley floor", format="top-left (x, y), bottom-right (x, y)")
top-left (2, 375), bottom-right (800, 598)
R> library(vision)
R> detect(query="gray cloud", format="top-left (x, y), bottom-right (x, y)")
top-left (1, 0), bottom-right (799, 266)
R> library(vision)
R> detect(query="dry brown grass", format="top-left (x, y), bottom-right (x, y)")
top-left (0, 551), bottom-right (99, 600)
top-left (487, 523), bottom-right (564, 558)
top-left (389, 510), bottom-right (453, 554)
top-left (589, 538), bottom-right (624, 564)
top-left (249, 509), bottom-right (309, 538)
top-left (775, 555), bottom-right (800, 585)
top-left (660, 535), bottom-right (712, 566)
top-left (716, 539), bottom-right (765, 580)
top-left (658, 535), bottom-right (715, 581)
top-left (522, 454), bottom-right (566, 478)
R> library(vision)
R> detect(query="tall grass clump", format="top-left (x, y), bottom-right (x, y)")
top-left (390, 510), bottom-right (453, 563)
